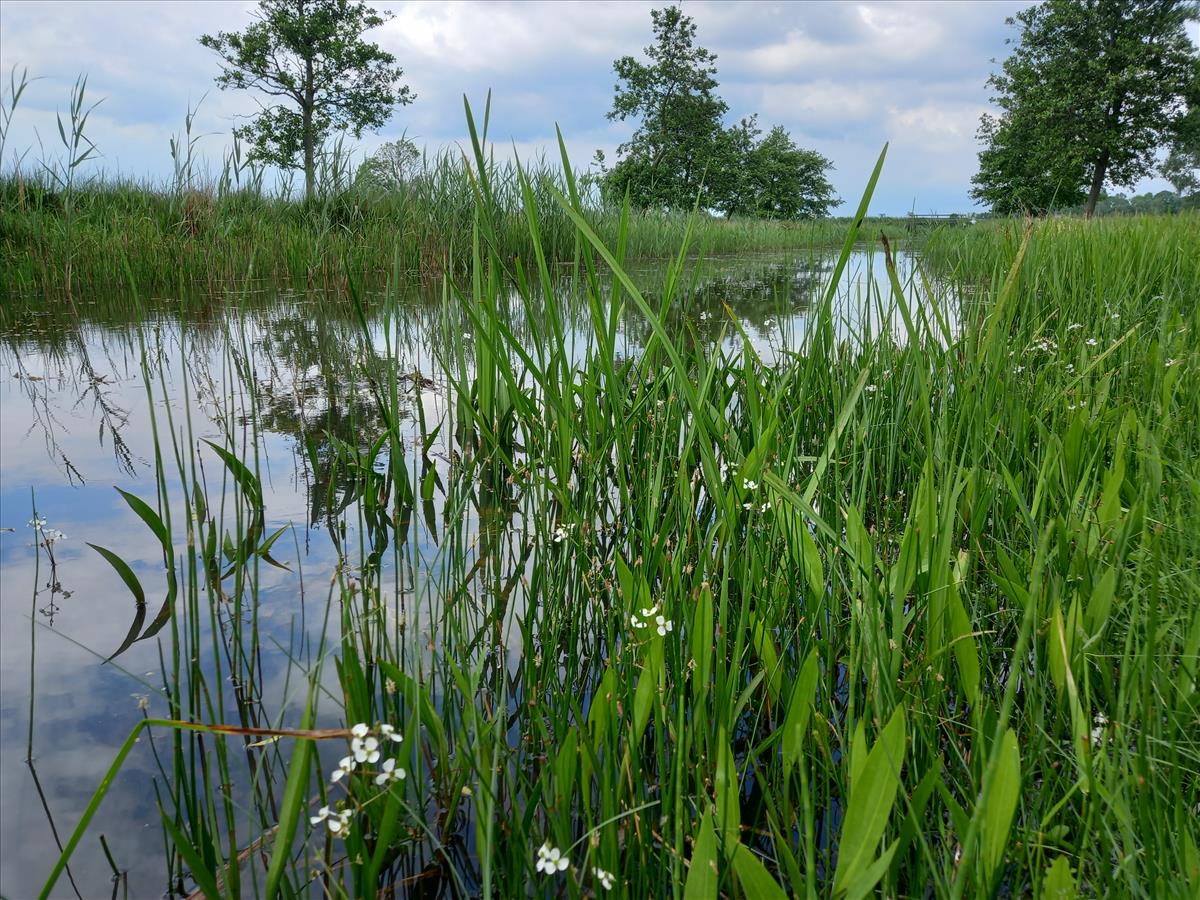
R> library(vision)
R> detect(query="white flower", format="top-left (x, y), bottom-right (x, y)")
top-left (594, 867), bottom-right (616, 890)
top-left (352, 735), bottom-right (380, 764)
top-left (42, 529), bottom-right (66, 545)
top-left (743, 478), bottom-right (759, 491)
top-left (536, 843), bottom-right (569, 874)
top-left (374, 757), bottom-right (406, 785)
top-left (1086, 338), bottom-right (1098, 347)
top-left (379, 723), bottom-right (403, 743)
top-left (760, 501), bottom-right (772, 513)
top-left (1091, 712), bottom-right (1109, 746)
top-left (640, 607), bottom-right (656, 617)
top-left (552, 524), bottom-right (573, 543)
top-left (864, 384), bottom-right (878, 393)
top-left (310, 805), bottom-right (332, 826)
top-left (655, 614), bottom-right (674, 637)
top-left (1165, 358), bottom-right (1179, 367)
top-left (1032, 337), bottom-right (1059, 353)
top-left (330, 755), bottom-right (356, 783)
top-left (311, 805), bottom-right (353, 838)
top-left (1067, 323), bottom-right (1082, 331)
top-left (743, 502), bottom-right (754, 510)
top-left (327, 809), bottom-right (353, 836)
top-left (28, 516), bottom-right (47, 531)
top-left (630, 615), bottom-right (643, 628)
top-left (1065, 363), bottom-right (1075, 374)
top-left (1014, 366), bottom-right (1025, 374)
top-left (351, 723), bottom-right (370, 739)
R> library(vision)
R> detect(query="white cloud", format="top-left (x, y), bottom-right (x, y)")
top-left (887, 101), bottom-right (985, 143)
top-left (758, 80), bottom-right (881, 126)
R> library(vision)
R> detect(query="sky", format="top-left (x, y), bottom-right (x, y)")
top-left (0, 0), bottom-right (1189, 214)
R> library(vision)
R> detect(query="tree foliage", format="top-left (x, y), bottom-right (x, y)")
top-left (731, 125), bottom-right (838, 219)
top-left (200, 0), bottom-right (413, 199)
top-left (601, 6), bottom-right (836, 219)
top-left (1161, 58), bottom-right (1200, 196)
top-left (972, 0), bottom-right (1198, 217)
top-left (354, 137), bottom-right (420, 192)
top-left (602, 5), bottom-right (727, 211)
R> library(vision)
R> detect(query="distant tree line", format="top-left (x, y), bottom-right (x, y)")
top-left (193, 0), bottom-right (1197, 220)
top-left (1072, 189), bottom-right (1200, 215)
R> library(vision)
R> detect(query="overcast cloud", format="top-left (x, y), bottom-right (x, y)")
top-left (0, 0), bottom-right (1185, 213)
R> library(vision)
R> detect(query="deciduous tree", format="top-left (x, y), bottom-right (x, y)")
top-left (354, 136), bottom-right (420, 192)
top-left (735, 126), bottom-right (838, 219)
top-left (1161, 59), bottom-right (1200, 197)
top-left (200, 0), bottom-right (414, 200)
top-left (602, 5), bottom-right (729, 210)
top-left (601, 7), bottom-right (837, 220)
top-left (972, 0), bottom-right (1198, 217)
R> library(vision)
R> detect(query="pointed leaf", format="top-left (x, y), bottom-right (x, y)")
top-left (88, 543), bottom-right (145, 606)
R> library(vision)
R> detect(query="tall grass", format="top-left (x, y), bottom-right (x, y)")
top-left (0, 147), bottom-right (858, 304)
top-left (35, 123), bottom-right (1200, 900)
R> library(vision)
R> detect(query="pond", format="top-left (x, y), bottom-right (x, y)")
top-left (0, 248), bottom-right (947, 898)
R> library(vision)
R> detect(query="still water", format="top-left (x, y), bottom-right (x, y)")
top-left (0, 250), bottom-right (944, 898)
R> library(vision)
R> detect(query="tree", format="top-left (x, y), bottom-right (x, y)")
top-left (1161, 59), bottom-right (1200, 197)
top-left (734, 126), bottom-right (838, 219)
top-left (600, 7), bottom-right (837, 220)
top-left (354, 136), bottom-right (420, 192)
top-left (972, 0), bottom-right (1198, 217)
top-left (200, 0), bottom-right (414, 200)
top-left (602, 5), bottom-right (729, 210)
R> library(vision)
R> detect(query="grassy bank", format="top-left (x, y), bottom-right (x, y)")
top-left (36, 142), bottom-right (1200, 900)
top-left (0, 146), bottom-right (971, 304)
top-left (0, 154), bottom-right (857, 302)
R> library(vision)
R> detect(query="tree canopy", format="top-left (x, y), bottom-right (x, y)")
top-left (354, 137), bottom-right (420, 192)
top-left (200, 0), bottom-right (414, 200)
top-left (972, 0), bottom-right (1198, 217)
top-left (731, 125), bottom-right (838, 219)
top-left (601, 5), bottom-right (727, 211)
top-left (1161, 58), bottom-right (1200, 197)
top-left (600, 6), bottom-right (837, 219)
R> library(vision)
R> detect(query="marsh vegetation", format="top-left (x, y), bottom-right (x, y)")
top-left (2, 1), bottom-right (1199, 897)
top-left (3, 125), bottom-right (1198, 898)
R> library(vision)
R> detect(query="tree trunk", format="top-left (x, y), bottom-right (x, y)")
top-left (1084, 147), bottom-right (1110, 219)
top-left (303, 56), bottom-right (315, 202)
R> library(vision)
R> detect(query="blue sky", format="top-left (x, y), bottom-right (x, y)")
top-left (0, 0), bottom-right (1186, 214)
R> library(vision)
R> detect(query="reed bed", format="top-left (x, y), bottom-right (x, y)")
top-left (0, 150), bottom-right (856, 304)
top-left (33, 130), bottom-right (1200, 900)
